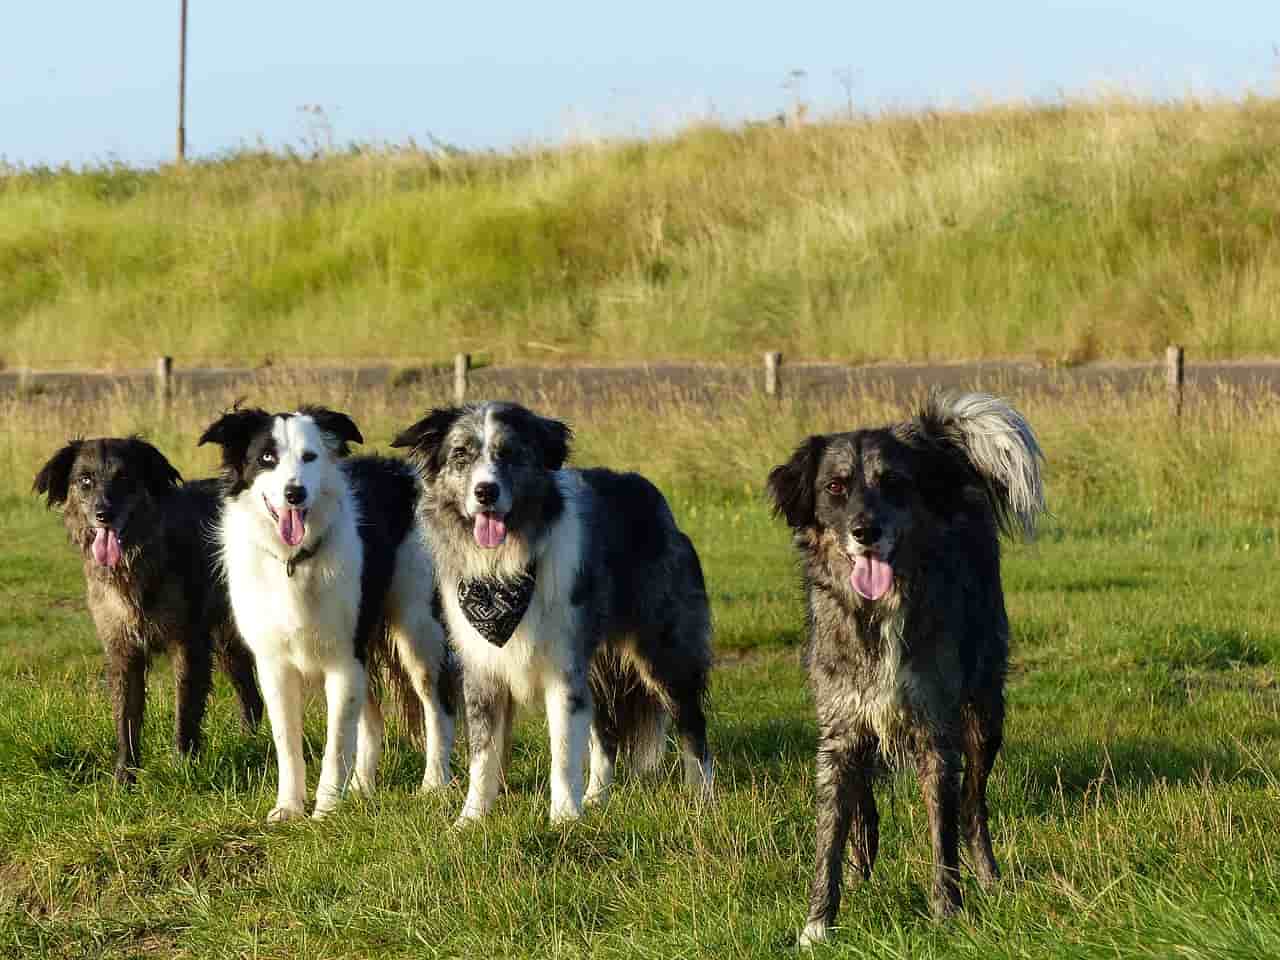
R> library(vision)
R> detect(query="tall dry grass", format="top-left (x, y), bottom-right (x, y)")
top-left (5, 375), bottom-right (1280, 542)
top-left (3, 97), bottom-right (1279, 369)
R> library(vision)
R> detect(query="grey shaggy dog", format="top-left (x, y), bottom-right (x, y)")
top-left (33, 437), bottom-right (263, 783)
top-left (767, 392), bottom-right (1045, 943)
top-left (391, 402), bottom-right (713, 824)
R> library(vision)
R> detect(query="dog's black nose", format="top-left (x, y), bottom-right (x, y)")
top-left (473, 481), bottom-right (500, 506)
top-left (284, 484), bottom-right (307, 506)
top-left (851, 524), bottom-right (882, 546)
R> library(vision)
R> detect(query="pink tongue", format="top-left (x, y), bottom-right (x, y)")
top-left (473, 512), bottom-right (508, 548)
top-left (92, 528), bottom-right (121, 568)
top-left (279, 508), bottom-right (306, 547)
top-left (851, 554), bottom-right (893, 600)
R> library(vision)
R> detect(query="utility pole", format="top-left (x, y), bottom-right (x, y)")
top-left (177, 0), bottom-right (188, 164)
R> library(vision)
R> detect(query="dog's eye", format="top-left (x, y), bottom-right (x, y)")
top-left (825, 479), bottom-right (847, 497)
top-left (259, 451), bottom-right (276, 467)
top-left (301, 451), bottom-right (318, 463)
top-left (78, 475), bottom-right (93, 488)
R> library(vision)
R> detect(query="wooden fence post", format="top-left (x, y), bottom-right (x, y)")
top-left (1165, 345), bottom-right (1184, 419)
top-left (764, 351), bottom-right (782, 398)
top-left (155, 355), bottom-right (173, 410)
top-left (453, 353), bottom-right (470, 405)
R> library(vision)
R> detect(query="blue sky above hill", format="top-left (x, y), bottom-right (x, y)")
top-left (2, 1), bottom-right (1275, 167)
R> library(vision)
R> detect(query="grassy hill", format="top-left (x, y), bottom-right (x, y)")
top-left (3, 97), bottom-right (1279, 369)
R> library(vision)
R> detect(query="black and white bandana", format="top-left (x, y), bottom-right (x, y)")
top-left (456, 564), bottom-right (536, 647)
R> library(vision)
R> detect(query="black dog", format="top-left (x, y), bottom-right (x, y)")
top-left (34, 437), bottom-right (263, 783)
top-left (767, 392), bottom-right (1044, 941)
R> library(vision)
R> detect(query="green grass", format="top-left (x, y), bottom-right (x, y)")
top-left (4, 97), bottom-right (1280, 369)
top-left (3, 384), bottom-right (1280, 957)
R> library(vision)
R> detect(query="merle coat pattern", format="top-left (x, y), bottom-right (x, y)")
top-left (391, 401), bottom-right (713, 824)
top-left (33, 437), bottom-right (263, 783)
top-left (767, 392), bottom-right (1045, 942)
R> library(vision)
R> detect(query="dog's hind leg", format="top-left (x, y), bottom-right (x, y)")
top-left (961, 693), bottom-right (1004, 889)
top-left (108, 644), bottom-right (148, 785)
top-left (389, 620), bottom-right (456, 791)
top-left (218, 630), bottom-right (264, 733)
top-left (645, 635), bottom-right (713, 794)
top-left (801, 730), bottom-right (878, 946)
top-left (916, 734), bottom-right (964, 918)
top-left (351, 691), bottom-right (384, 797)
top-left (172, 636), bottom-right (212, 758)
top-left (457, 676), bottom-right (514, 823)
top-left (585, 721), bottom-right (618, 807)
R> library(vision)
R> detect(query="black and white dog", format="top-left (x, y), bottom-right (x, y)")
top-left (199, 406), bottom-right (456, 821)
top-left (768, 392), bottom-right (1045, 941)
top-left (33, 437), bottom-right (263, 783)
top-left (391, 402), bottom-right (713, 824)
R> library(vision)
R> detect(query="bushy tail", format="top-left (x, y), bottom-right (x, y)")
top-left (590, 651), bottom-right (671, 773)
top-left (918, 391), bottom-right (1046, 539)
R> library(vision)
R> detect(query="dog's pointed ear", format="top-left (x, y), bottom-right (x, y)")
top-left (767, 435), bottom-right (828, 529)
top-left (198, 407), bottom-right (272, 473)
top-left (299, 406), bottom-right (363, 457)
top-left (391, 407), bottom-right (463, 476)
top-left (127, 436), bottom-right (183, 499)
top-left (33, 440), bottom-right (84, 507)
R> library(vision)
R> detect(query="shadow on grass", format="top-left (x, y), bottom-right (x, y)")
top-left (1015, 735), bottom-right (1267, 815)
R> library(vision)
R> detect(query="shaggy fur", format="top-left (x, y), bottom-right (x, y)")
top-left (33, 437), bottom-right (263, 783)
top-left (767, 392), bottom-right (1045, 942)
top-left (199, 406), bottom-right (456, 821)
top-left (392, 401), bottom-right (713, 824)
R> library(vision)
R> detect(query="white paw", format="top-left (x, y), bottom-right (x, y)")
top-left (583, 786), bottom-right (610, 808)
top-left (419, 764), bottom-right (451, 792)
top-left (798, 920), bottom-right (828, 948)
top-left (549, 800), bottom-right (582, 824)
top-left (267, 805), bottom-right (305, 824)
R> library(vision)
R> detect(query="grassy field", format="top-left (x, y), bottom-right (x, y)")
top-left (4, 97), bottom-right (1280, 370)
top-left (2, 379), bottom-right (1280, 958)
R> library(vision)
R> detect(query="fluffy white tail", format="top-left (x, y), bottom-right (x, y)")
top-left (922, 391), bottom-right (1046, 539)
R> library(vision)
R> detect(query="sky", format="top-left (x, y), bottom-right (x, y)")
top-left (1, 2), bottom-right (1276, 168)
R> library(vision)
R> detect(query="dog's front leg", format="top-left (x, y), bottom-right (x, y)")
top-left (108, 643), bottom-right (148, 785)
top-left (313, 658), bottom-right (366, 819)
top-left (801, 728), bottom-right (875, 946)
top-left (544, 676), bottom-right (591, 823)
top-left (917, 735), bottom-right (963, 918)
top-left (257, 660), bottom-right (306, 822)
top-left (457, 675), bottom-right (512, 824)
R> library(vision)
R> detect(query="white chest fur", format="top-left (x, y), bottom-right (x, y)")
top-left (221, 492), bottom-right (363, 675)
top-left (440, 483), bottom-right (585, 705)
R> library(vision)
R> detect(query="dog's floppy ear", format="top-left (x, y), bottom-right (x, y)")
top-left (33, 440), bottom-right (84, 507)
top-left (767, 435), bottom-right (828, 529)
top-left (527, 411), bottom-right (573, 471)
top-left (490, 404), bottom-right (573, 470)
top-left (126, 436), bottom-right (183, 499)
top-left (198, 406), bottom-right (273, 473)
top-left (391, 407), bottom-right (464, 476)
top-left (298, 405), bottom-right (363, 457)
